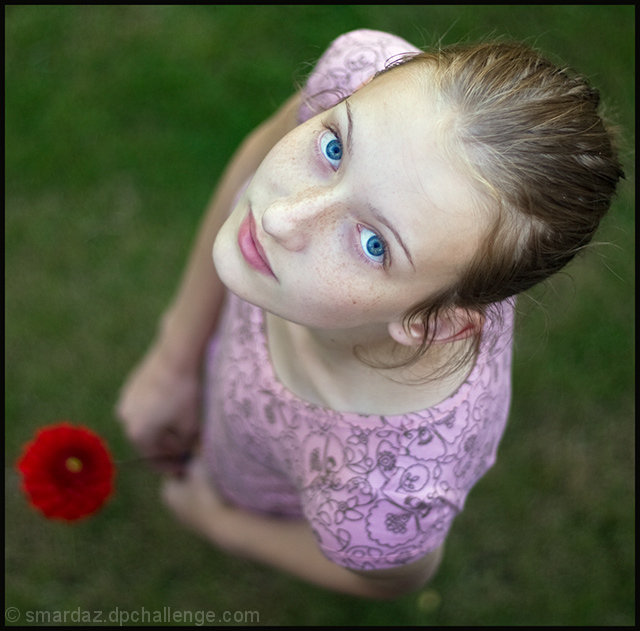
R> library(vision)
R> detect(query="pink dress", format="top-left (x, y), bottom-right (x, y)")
top-left (202, 30), bottom-right (515, 571)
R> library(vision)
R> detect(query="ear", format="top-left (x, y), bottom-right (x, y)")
top-left (387, 309), bottom-right (485, 347)
top-left (430, 308), bottom-right (485, 344)
top-left (387, 321), bottom-right (426, 347)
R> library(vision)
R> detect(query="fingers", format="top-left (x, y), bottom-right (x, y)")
top-left (148, 453), bottom-right (192, 478)
top-left (152, 427), bottom-right (197, 477)
top-left (115, 395), bottom-right (199, 477)
top-left (136, 422), bottom-right (200, 477)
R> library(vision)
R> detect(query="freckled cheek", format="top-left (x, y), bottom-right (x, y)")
top-left (302, 257), bottom-right (387, 316)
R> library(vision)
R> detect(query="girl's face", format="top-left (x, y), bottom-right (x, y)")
top-left (213, 65), bottom-right (488, 332)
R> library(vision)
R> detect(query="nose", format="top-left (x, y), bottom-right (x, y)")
top-left (261, 187), bottom-right (337, 252)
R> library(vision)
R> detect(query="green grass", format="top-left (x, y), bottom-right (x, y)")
top-left (5, 5), bottom-right (634, 626)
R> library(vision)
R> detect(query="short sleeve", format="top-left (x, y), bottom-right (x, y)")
top-left (297, 29), bottom-right (421, 124)
top-left (307, 491), bottom-right (457, 572)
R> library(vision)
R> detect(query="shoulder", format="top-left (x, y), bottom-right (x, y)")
top-left (311, 28), bottom-right (421, 67)
top-left (298, 29), bottom-right (421, 124)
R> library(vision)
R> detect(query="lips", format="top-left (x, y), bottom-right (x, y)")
top-left (238, 210), bottom-right (276, 278)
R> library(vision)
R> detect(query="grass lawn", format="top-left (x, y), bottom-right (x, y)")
top-left (5, 5), bottom-right (634, 626)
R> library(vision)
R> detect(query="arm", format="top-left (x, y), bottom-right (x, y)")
top-left (162, 459), bottom-right (443, 599)
top-left (215, 508), bottom-right (443, 600)
top-left (116, 93), bottom-right (302, 473)
top-left (160, 92), bottom-right (303, 369)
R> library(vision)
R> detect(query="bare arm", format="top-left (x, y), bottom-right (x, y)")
top-left (162, 459), bottom-right (443, 599)
top-left (116, 94), bottom-right (302, 472)
top-left (214, 506), bottom-right (443, 600)
top-left (160, 92), bottom-right (303, 368)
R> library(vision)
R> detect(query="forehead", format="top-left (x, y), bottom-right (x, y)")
top-left (346, 65), bottom-right (489, 270)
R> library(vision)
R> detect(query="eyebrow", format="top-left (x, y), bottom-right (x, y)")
top-left (344, 98), bottom-right (354, 158)
top-left (344, 100), bottom-right (415, 270)
top-left (369, 204), bottom-right (415, 270)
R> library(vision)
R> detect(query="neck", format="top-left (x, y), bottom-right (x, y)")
top-left (265, 311), bottom-right (473, 415)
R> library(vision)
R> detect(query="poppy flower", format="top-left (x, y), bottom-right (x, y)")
top-left (16, 422), bottom-right (115, 521)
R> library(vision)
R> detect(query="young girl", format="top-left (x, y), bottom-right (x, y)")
top-left (116, 30), bottom-right (623, 599)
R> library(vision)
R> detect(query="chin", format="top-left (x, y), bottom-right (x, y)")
top-left (212, 232), bottom-right (265, 307)
top-left (212, 230), bottom-right (239, 291)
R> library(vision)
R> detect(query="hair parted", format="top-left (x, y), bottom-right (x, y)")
top-left (367, 40), bottom-right (624, 375)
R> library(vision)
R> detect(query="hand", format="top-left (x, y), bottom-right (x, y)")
top-left (115, 339), bottom-right (201, 477)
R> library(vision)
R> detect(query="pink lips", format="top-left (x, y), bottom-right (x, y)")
top-left (238, 211), bottom-right (276, 278)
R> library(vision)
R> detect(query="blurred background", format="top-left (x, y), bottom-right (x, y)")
top-left (5, 5), bottom-right (634, 626)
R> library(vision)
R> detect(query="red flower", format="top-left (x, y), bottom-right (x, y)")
top-left (16, 422), bottom-right (115, 521)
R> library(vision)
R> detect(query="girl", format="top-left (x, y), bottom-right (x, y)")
top-left (116, 30), bottom-right (623, 599)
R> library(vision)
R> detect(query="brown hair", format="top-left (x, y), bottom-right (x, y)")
top-left (371, 41), bottom-right (624, 374)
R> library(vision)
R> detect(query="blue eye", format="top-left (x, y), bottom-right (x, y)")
top-left (319, 129), bottom-right (343, 169)
top-left (359, 227), bottom-right (386, 264)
